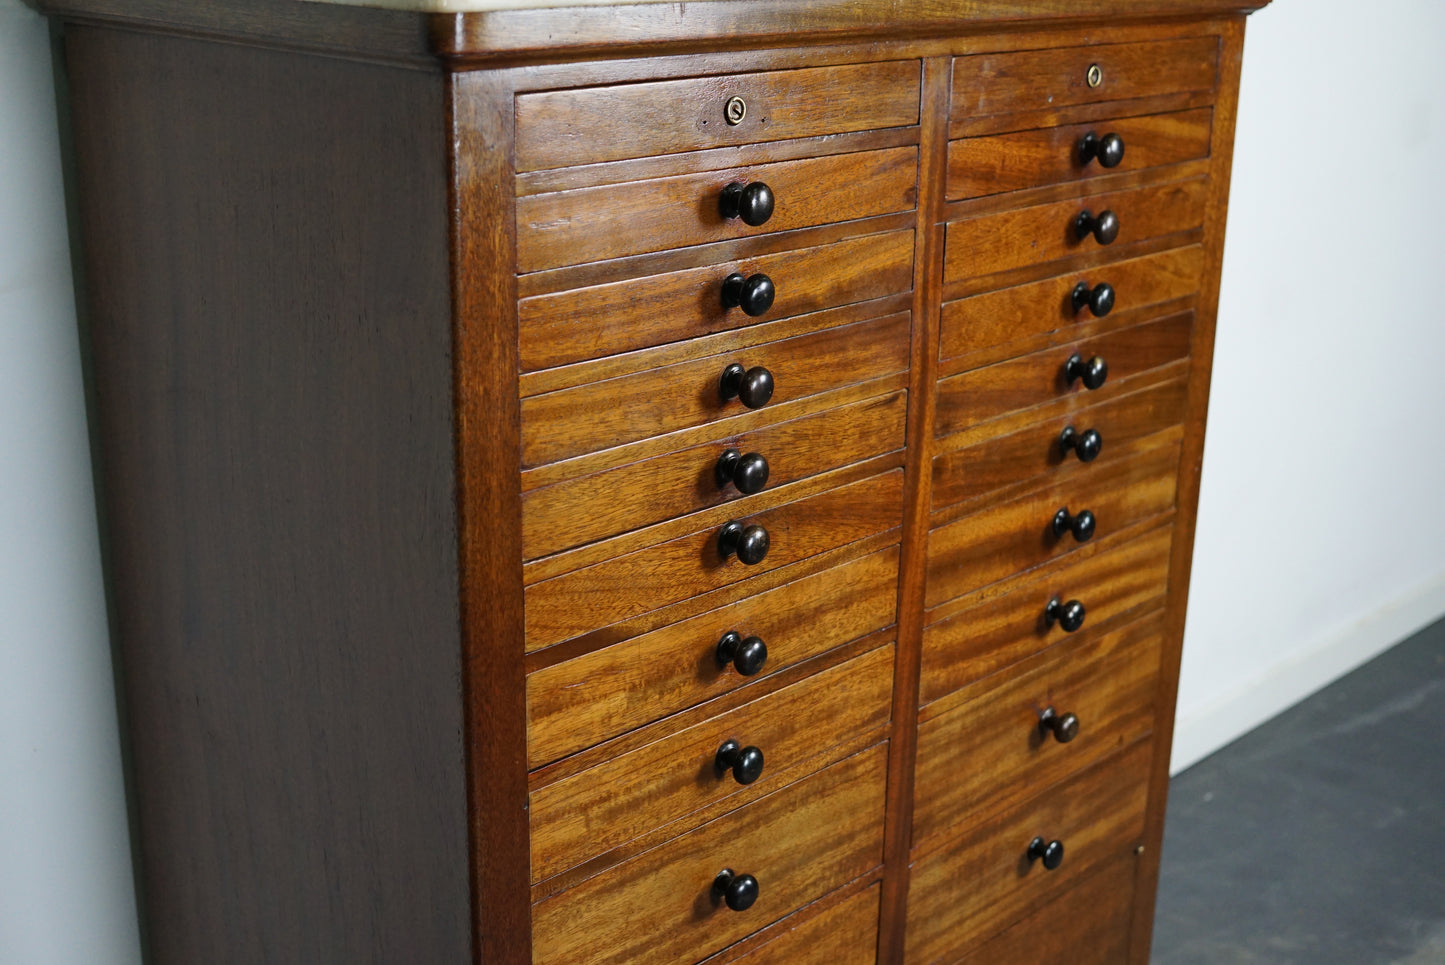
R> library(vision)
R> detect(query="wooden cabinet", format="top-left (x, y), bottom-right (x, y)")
top-left (38, 1), bottom-right (1270, 962)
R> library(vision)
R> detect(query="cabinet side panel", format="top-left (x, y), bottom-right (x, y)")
top-left (63, 27), bottom-right (472, 964)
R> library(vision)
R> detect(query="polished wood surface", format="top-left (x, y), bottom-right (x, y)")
top-left (718, 884), bottom-right (881, 964)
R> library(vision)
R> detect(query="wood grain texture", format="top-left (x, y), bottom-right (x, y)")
top-left (944, 176), bottom-right (1208, 281)
top-left (515, 60), bottom-right (921, 171)
top-left (522, 310), bottom-right (910, 469)
top-left (63, 27), bottom-right (472, 964)
top-left (715, 883), bottom-right (881, 965)
top-left (950, 35), bottom-right (1220, 120)
top-left (947, 107), bottom-right (1213, 200)
top-left (905, 739), bottom-right (1153, 963)
top-left (530, 645), bottom-right (893, 882)
top-left (939, 244), bottom-right (1203, 366)
top-left (517, 146), bottom-right (919, 272)
top-left (519, 228), bottom-right (914, 372)
top-left (527, 546), bottom-right (898, 767)
top-left (530, 743), bottom-right (888, 965)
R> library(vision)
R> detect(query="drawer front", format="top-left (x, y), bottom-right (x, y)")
top-left (522, 310), bottom-right (911, 470)
top-left (950, 37), bottom-right (1220, 120)
top-left (947, 108), bottom-right (1213, 200)
top-left (921, 525), bottom-right (1172, 706)
top-left (527, 546), bottom-right (899, 768)
top-left (935, 311), bottom-right (1193, 439)
top-left (904, 739), bottom-right (1152, 964)
top-left (913, 617), bottom-right (1162, 846)
top-left (517, 147), bottom-right (918, 273)
top-left (943, 178), bottom-right (1207, 282)
top-left (939, 245), bottom-right (1203, 366)
top-left (524, 391), bottom-right (907, 560)
top-left (530, 645), bottom-right (892, 883)
top-left (531, 743), bottom-right (887, 965)
top-left (520, 228), bottom-right (914, 372)
top-left (715, 885), bottom-right (881, 964)
top-left (527, 469), bottom-right (904, 651)
top-left (515, 61), bottom-right (922, 172)
top-left (932, 377), bottom-right (1188, 512)
top-left (925, 441), bottom-right (1179, 609)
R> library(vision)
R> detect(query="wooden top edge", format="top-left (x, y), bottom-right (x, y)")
top-left (38, 0), bottom-right (1272, 62)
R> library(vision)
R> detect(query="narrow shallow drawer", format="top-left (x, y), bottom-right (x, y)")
top-left (921, 525), bottom-right (1172, 706)
top-left (925, 441), bottom-right (1179, 609)
top-left (527, 468), bottom-right (904, 651)
top-left (913, 616), bottom-right (1162, 846)
top-left (517, 146), bottom-right (918, 273)
top-left (520, 228), bottom-right (914, 372)
top-left (947, 107), bottom-right (1212, 200)
top-left (943, 177), bottom-right (1207, 283)
top-left (527, 546), bottom-right (898, 768)
top-left (951, 857), bottom-right (1137, 965)
top-left (950, 36), bottom-right (1220, 120)
top-left (713, 884), bottom-right (881, 965)
top-left (904, 739), bottom-right (1152, 964)
top-left (935, 311), bottom-right (1193, 439)
top-left (932, 377), bottom-right (1188, 512)
top-left (524, 391), bottom-right (906, 560)
top-left (531, 743), bottom-right (887, 965)
top-left (939, 245), bottom-right (1203, 367)
top-left (530, 644), bottom-right (892, 883)
top-left (522, 310), bottom-right (911, 470)
top-left (515, 61), bottom-right (922, 171)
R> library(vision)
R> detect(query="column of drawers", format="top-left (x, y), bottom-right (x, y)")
top-left (510, 61), bottom-right (925, 964)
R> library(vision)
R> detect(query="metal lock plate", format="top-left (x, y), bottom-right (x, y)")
top-left (724, 95), bottom-right (747, 125)
top-left (1086, 64), bottom-right (1103, 88)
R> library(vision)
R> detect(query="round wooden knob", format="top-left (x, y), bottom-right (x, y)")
top-left (1078, 131), bottom-right (1126, 168)
top-left (1028, 837), bottom-right (1065, 870)
top-left (718, 520), bottom-right (770, 565)
top-left (719, 181), bottom-right (775, 226)
top-left (1059, 425), bottom-right (1102, 463)
top-left (716, 631), bottom-right (768, 676)
top-left (1071, 281), bottom-right (1115, 318)
top-left (721, 272), bottom-right (776, 317)
top-left (1039, 706), bottom-right (1081, 743)
top-left (719, 363), bottom-right (775, 409)
top-left (713, 869), bottom-right (760, 911)
top-left (715, 449), bottom-right (770, 495)
top-left (1044, 597), bottom-right (1086, 633)
top-left (715, 739), bottom-right (765, 785)
top-left (1064, 353), bottom-right (1109, 390)
top-left (1074, 208), bottom-right (1120, 245)
top-left (1051, 507), bottom-right (1096, 543)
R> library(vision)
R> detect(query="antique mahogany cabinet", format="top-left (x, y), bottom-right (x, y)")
top-left (39, 0), bottom-right (1269, 961)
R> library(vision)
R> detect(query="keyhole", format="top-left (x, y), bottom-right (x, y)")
top-left (725, 96), bottom-right (747, 126)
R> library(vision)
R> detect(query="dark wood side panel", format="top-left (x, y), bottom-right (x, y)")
top-left (63, 27), bottom-right (472, 964)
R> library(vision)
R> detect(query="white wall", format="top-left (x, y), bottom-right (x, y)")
top-left (0, 2), bottom-right (143, 963)
top-left (0, 0), bottom-right (1442, 958)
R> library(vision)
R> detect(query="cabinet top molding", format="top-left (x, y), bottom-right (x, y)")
top-left (40, 0), bottom-right (1272, 61)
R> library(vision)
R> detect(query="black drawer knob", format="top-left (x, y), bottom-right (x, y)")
top-left (716, 631), bottom-right (768, 676)
top-left (1074, 208), bottom-right (1120, 245)
top-left (1071, 281), bottom-right (1115, 318)
top-left (719, 520), bottom-right (770, 565)
top-left (1059, 425), bottom-right (1103, 463)
top-left (716, 449), bottom-right (770, 495)
top-left (713, 869), bottom-right (760, 911)
top-left (721, 272), bottom-right (776, 317)
top-left (1078, 131), bottom-right (1126, 168)
top-left (719, 181), bottom-right (775, 227)
top-left (1039, 706), bottom-right (1081, 743)
top-left (1028, 836), bottom-right (1066, 870)
top-left (1052, 507), bottom-right (1096, 543)
top-left (1064, 353), bottom-right (1109, 391)
top-left (720, 363), bottom-right (775, 409)
top-left (1044, 597), bottom-right (1087, 633)
top-left (715, 739), bottom-right (766, 785)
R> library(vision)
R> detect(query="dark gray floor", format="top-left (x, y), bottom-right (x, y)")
top-left (1152, 617), bottom-right (1445, 964)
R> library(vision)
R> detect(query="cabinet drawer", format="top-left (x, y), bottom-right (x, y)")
top-left (925, 441), bottom-right (1179, 609)
top-left (913, 616), bottom-right (1162, 846)
top-left (904, 740), bottom-right (1152, 964)
top-left (943, 178), bottom-right (1207, 282)
top-left (932, 377), bottom-right (1188, 512)
top-left (520, 229), bottom-right (914, 372)
top-left (524, 391), bottom-right (906, 560)
top-left (522, 310), bottom-right (911, 470)
top-left (517, 146), bottom-right (918, 272)
top-left (530, 645), bottom-right (892, 883)
top-left (531, 743), bottom-right (887, 965)
top-left (921, 525), bottom-right (1172, 706)
top-left (947, 107), bottom-right (1212, 200)
top-left (527, 546), bottom-right (898, 768)
top-left (935, 311), bottom-right (1193, 439)
top-left (939, 245), bottom-right (1203, 366)
top-left (714, 884), bottom-right (880, 964)
top-left (515, 61), bottom-right (922, 172)
top-left (950, 36), bottom-right (1220, 120)
top-left (527, 469), bottom-right (904, 651)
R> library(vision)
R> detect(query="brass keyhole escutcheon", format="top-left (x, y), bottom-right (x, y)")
top-left (725, 96), bottom-right (747, 125)
top-left (1086, 64), bottom-right (1103, 88)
